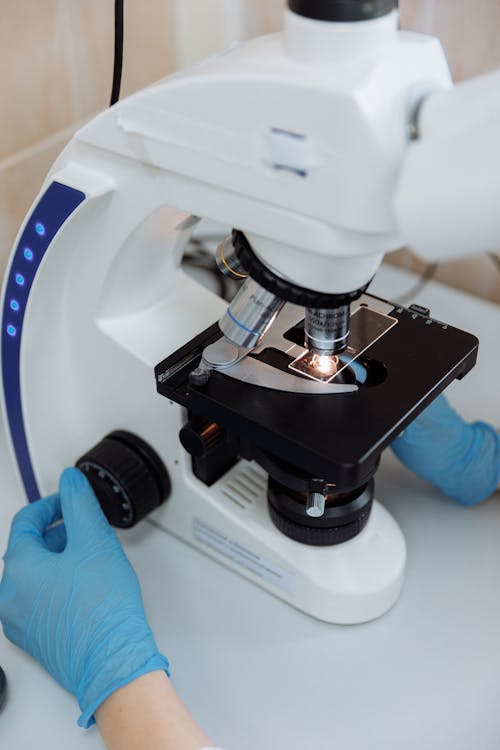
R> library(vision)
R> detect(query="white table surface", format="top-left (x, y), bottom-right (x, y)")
top-left (1, 264), bottom-right (500, 750)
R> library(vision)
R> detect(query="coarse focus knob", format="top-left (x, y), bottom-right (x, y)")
top-left (76, 431), bottom-right (170, 528)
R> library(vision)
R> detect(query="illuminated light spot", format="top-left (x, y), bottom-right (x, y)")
top-left (6, 324), bottom-right (17, 337)
top-left (24, 247), bottom-right (34, 261)
top-left (35, 222), bottom-right (45, 236)
top-left (10, 299), bottom-right (20, 312)
top-left (315, 354), bottom-right (340, 377)
top-left (15, 273), bottom-right (25, 286)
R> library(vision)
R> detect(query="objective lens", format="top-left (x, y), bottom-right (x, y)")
top-left (304, 305), bottom-right (350, 355)
top-left (219, 277), bottom-right (285, 349)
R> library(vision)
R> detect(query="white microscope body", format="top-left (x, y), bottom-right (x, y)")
top-left (2, 4), bottom-right (500, 624)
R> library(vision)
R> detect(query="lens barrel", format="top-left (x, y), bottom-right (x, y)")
top-left (288, 0), bottom-right (396, 22)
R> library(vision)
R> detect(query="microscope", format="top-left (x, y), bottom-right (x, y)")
top-left (1, 0), bottom-right (499, 623)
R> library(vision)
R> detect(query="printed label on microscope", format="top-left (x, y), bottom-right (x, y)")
top-left (193, 518), bottom-right (296, 595)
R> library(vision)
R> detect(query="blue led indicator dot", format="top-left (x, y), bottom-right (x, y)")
top-left (6, 324), bottom-right (17, 337)
top-left (15, 273), bottom-right (25, 286)
top-left (35, 222), bottom-right (46, 236)
top-left (10, 299), bottom-right (20, 312)
top-left (23, 247), bottom-right (34, 261)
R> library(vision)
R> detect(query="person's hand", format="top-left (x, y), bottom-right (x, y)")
top-left (391, 394), bottom-right (500, 505)
top-left (0, 467), bottom-right (169, 728)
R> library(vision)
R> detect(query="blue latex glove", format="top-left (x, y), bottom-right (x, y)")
top-left (0, 468), bottom-right (169, 728)
top-left (392, 394), bottom-right (500, 505)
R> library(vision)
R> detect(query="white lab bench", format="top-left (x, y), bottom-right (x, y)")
top-left (1, 265), bottom-right (500, 750)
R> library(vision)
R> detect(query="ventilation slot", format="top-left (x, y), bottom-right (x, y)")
top-left (220, 465), bottom-right (267, 509)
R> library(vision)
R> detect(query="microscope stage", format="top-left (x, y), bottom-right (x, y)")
top-left (155, 295), bottom-right (478, 490)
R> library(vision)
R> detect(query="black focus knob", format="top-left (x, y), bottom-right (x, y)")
top-left (268, 478), bottom-right (374, 546)
top-left (0, 666), bottom-right (6, 713)
top-left (288, 0), bottom-right (396, 22)
top-left (76, 431), bottom-right (170, 528)
top-left (179, 418), bottom-right (223, 458)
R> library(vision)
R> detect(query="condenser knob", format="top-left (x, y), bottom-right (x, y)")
top-left (76, 431), bottom-right (170, 528)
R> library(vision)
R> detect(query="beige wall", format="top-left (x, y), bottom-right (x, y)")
top-left (400, 0), bottom-right (500, 81)
top-left (0, 0), bottom-right (177, 279)
top-left (0, 0), bottom-right (279, 280)
top-left (1, 1), bottom-right (500, 302)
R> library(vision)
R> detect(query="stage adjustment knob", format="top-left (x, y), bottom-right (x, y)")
top-left (179, 418), bottom-right (224, 458)
top-left (76, 431), bottom-right (170, 528)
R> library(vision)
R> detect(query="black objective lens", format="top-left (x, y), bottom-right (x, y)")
top-left (288, 0), bottom-right (396, 22)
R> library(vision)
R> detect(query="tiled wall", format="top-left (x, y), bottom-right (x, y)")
top-left (1, 1), bottom-right (499, 302)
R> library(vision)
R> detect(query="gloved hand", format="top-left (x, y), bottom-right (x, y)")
top-left (391, 394), bottom-right (500, 505)
top-left (0, 467), bottom-right (169, 728)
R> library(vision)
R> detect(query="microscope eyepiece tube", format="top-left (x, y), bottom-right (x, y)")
top-left (304, 305), bottom-right (350, 355)
top-left (219, 277), bottom-right (285, 350)
top-left (288, 0), bottom-right (396, 22)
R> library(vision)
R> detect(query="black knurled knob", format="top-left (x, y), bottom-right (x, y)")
top-left (179, 419), bottom-right (224, 458)
top-left (268, 478), bottom-right (374, 546)
top-left (268, 502), bottom-right (372, 546)
top-left (0, 666), bottom-right (6, 713)
top-left (232, 231), bottom-right (369, 309)
top-left (76, 431), bottom-right (170, 528)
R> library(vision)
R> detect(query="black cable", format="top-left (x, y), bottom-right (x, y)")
top-left (393, 253), bottom-right (500, 305)
top-left (110, 0), bottom-right (124, 106)
top-left (488, 252), bottom-right (500, 275)
top-left (393, 262), bottom-right (439, 305)
top-left (182, 239), bottom-right (233, 300)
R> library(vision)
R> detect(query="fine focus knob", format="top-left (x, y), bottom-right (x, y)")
top-left (76, 431), bottom-right (170, 528)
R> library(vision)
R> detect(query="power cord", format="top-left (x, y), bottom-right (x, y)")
top-left (488, 252), bottom-right (500, 274)
top-left (110, 0), bottom-right (124, 106)
top-left (394, 253), bottom-right (500, 305)
top-left (182, 236), bottom-right (237, 301)
top-left (106, 1), bottom-right (233, 300)
top-left (393, 261), bottom-right (439, 305)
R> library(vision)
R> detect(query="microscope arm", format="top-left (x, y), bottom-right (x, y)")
top-left (394, 69), bottom-right (500, 262)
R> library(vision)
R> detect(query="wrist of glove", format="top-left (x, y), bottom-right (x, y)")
top-left (391, 394), bottom-right (500, 505)
top-left (0, 468), bottom-right (169, 728)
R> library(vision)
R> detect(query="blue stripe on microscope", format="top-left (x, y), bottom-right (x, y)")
top-left (1, 182), bottom-right (86, 502)
top-left (226, 307), bottom-right (260, 336)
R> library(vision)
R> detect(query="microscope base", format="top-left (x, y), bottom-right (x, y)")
top-left (150, 459), bottom-right (406, 625)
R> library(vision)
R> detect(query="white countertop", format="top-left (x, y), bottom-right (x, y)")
top-left (1, 264), bottom-right (500, 750)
